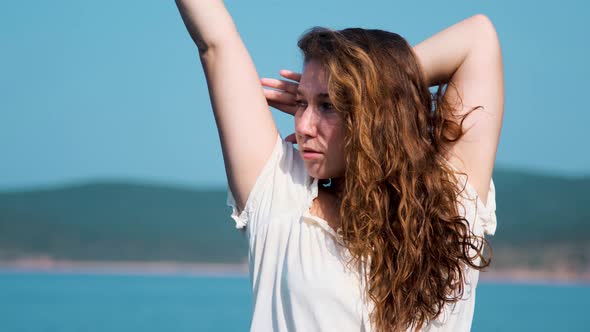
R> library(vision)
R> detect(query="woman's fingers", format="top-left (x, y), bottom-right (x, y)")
top-left (268, 100), bottom-right (297, 116)
top-left (279, 70), bottom-right (302, 82)
top-left (261, 69), bottom-right (301, 116)
top-left (260, 78), bottom-right (299, 94)
top-left (284, 133), bottom-right (297, 144)
top-left (263, 88), bottom-right (296, 105)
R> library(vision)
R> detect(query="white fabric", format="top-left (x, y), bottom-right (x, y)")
top-left (227, 133), bottom-right (497, 332)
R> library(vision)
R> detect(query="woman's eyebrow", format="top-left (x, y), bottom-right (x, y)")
top-left (296, 88), bottom-right (330, 99)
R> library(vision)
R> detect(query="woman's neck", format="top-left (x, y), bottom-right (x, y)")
top-left (319, 177), bottom-right (345, 196)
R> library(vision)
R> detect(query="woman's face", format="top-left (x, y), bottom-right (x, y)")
top-left (295, 59), bottom-right (346, 180)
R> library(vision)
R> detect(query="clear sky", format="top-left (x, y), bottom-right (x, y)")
top-left (1, 0), bottom-right (588, 190)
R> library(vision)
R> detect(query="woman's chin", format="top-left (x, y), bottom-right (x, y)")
top-left (304, 167), bottom-right (333, 180)
top-left (304, 166), bottom-right (324, 179)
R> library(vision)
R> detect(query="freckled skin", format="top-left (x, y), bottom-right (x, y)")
top-left (295, 60), bottom-right (346, 181)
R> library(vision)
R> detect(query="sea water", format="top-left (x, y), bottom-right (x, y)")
top-left (0, 271), bottom-right (588, 331)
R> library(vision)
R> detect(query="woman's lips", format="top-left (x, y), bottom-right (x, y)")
top-left (302, 150), bottom-right (322, 160)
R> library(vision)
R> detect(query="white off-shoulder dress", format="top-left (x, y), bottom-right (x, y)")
top-left (227, 134), bottom-right (497, 332)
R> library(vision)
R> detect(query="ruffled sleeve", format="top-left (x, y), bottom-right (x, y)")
top-left (457, 176), bottom-right (498, 237)
top-left (477, 179), bottom-right (497, 236)
top-left (444, 159), bottom-right (498, 237)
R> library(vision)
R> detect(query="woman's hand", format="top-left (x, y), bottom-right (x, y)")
top-left (261, 69), bottom-right (301, 144)
top-left (261, 70), bottom-right (301, 116)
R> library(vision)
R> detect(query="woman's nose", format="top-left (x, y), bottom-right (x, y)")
top-left (295, 106), bottom-right (318, 138)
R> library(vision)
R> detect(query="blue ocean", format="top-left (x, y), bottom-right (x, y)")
top-left (0, 271), bottom-right (588, 331)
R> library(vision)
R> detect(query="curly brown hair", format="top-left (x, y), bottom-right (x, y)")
top-left (298, 27), bottom-right (492, 331)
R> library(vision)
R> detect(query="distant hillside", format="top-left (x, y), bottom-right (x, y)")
top-left (0, 181), bottom-right (247, 263)
top-left (487, 169), bottom-right (590, 272)
top-left (0, 169), bottom-right (588, 271)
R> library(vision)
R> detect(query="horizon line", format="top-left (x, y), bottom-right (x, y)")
top-left (1, 165), bottom-right (589, 193)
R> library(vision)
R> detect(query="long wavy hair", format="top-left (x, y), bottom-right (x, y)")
top-left (298, 27), bottom-right (492, 331)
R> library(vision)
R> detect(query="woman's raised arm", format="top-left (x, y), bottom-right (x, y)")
top-left (175, 0), bottom-right (279, 212)
top-left (413, 14), bottom-right (504, 204)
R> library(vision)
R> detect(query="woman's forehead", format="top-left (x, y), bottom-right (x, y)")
top-left (299, 60), bottom-right (329, 97)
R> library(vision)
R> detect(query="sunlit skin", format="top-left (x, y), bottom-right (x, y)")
top-left (295, 60), bottom-right (346, 183)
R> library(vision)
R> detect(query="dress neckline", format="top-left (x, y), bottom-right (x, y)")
top-left (301, 176), bottom-right (345, 244)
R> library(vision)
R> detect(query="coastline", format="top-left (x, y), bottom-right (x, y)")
top-left (480, 268), bottom-right (590, 286)
top-left (1, 258), bottom-right (589, 285)
top-left (0, 258), bottom-right (249, 277)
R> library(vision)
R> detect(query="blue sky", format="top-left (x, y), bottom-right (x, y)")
top-left (1, 0), bottom-right (588, 190)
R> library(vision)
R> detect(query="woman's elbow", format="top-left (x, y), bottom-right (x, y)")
top-left (471, 14), bottom-right (500, 44)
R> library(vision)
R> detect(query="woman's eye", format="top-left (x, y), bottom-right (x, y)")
top-left (295, 100), bottom-right (307, 108)
top-left (321, 102), bottom-right (334, 112)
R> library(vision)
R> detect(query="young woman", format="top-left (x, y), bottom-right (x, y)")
top-left (175, 1), bottom-right (503, 331)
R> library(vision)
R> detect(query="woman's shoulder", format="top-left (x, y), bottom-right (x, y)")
top-left (253, 136), bottom-right (315, 210)
top-left (276, 138), bottom-right (313, 186)
top-left (227, 135), bottom-right (311, 229)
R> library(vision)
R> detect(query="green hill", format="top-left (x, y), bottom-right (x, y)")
top-left (0, 181), bottom-right (246, 263)
top-left (0, 169), bottom-right (588, 270)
